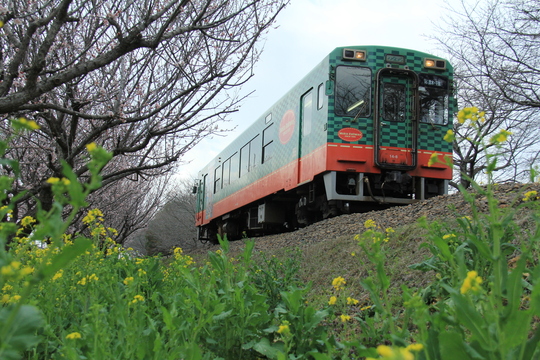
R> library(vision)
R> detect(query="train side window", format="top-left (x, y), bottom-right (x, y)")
top-left (214, 166), bottom-right (221, 194)
top-left (262, 124), bottom-right (274, 163)
top-left (265, 113), bottom-right (272, 124)
top-left (301, 89), bottom-right (313, 136)
top-left (240, 144), bottom-right (250, 178)
top-left (230, 152), bottom-right (239, 181)
top-left (251, 135), bottom-right (261, 169)
top-left (317, 83), bottom-right (324, 110)
top-left (222, 158), bottom-right (230, 188)
top-left (335, 66), bottom-right (371, 117)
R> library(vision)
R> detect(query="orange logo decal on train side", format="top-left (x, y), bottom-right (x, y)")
top-left (279, 110), bottom-right (295, 144)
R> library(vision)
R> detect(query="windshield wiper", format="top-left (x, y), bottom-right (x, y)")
top-left (347, 99), bottom-right (365, 113)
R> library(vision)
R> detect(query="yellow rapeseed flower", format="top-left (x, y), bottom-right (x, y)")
top-left (377, 345), bottom-right (395, 357)
top-left (443, 129), bottom-right (455, 143)
top-left (364, 219), bottom-right (376, 228)
top-left (52, 270), bottom-right (63, 281)
top-left (328, 296), bottom-right (337, 305)
top-left (277, 323), bottom-right (290, 335)
top-left (1, 265), bottom-right (14, 277)
top-left (457, 110), bottom-right (466, 124)
top-left (347, 297), bottom-right (359, 305)
top-left (490, 129), bottom-right (512, 144)
top-left (406, 343), bottom-right (424, 352)
top-left (131, 294), bottom-right (145, 304)
top-left (332, 276), bottom-right (346, 291)
top-left (366, 344), bottom-right (417, 360)
top-left (91, 225), bottom-right (107, 237)
top-left (21, 216), bottom-right (36, 227)
top-left (457, 107), bottom-right (483, 125)
top-left (86, 142), bottom-right (97, 152)
top-left (123, 276), bottom-right (134, 285)
top-left (17, 118), bottom-right (40, 130)
top-left (66, 332), bottom-right (82, 340)
top-left (460, 270), bottom-right (483, 294)
top-left (46, 177), bottom-right (60, 184)
top-left (523, 191), bottom-right (538, 202)
top-left (340, 314), bottom-right (351, 322)
top-left (83, 208), bottom-right (104, 225)
top-left (20, 266), bottom-right (34, 276)
top-left (428, 152), bottom-right (439, 167)
top-left (1, 261), bottom-right (21, 277)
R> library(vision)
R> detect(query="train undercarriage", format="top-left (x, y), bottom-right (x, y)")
top-left (198, 170), bottom-right (448, 243)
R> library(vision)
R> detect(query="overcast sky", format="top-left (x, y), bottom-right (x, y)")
top-left (176, 0), bottom-right (458, 182)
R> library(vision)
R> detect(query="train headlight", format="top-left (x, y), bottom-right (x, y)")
top-left (424, 58), bottom-right (446, 70)
top-left (343, 49), bottom-right (366, 61)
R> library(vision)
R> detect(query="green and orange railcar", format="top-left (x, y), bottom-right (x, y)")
top-left (195, 45), bottom-right (454, 241)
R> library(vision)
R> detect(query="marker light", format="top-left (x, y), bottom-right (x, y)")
top-left (343, 49), bottom-right (367, 61)
top-left (424, 58), bottom-right (446, 70)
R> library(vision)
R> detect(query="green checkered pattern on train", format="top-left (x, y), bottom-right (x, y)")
top-left (327, 46), bottom-right (453, 151)
top-left (418, 125), bottom-right (453, 152)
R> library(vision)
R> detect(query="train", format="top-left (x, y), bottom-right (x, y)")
top-left (194, 45), bottom-right (454, 242)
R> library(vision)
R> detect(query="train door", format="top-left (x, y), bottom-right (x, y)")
top-left (298, 88), bottom-right (313, 183)
top-left (374, 68), bottom-right (418, 170)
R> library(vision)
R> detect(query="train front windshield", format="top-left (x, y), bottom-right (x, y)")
top-left (334, 67), bottom-right (449, 126)
top-left (419, 74), bottom-right (449, 125)
top-left (334, 66), bottom-right (371, 117)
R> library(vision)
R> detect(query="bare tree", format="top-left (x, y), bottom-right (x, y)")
top-left (80, 172), bottom-right (172, 244)
top-left (433, 0), bottom-right (540, 188)
top-left (144, 178), bottom-right (198, 255)
top-left (0, 0), bottom-right (288, 233)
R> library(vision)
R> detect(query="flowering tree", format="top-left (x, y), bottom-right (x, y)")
top-left (0, 0), bottom-right (288, 238)
top-left (433, 0), bottom-right (540, 187)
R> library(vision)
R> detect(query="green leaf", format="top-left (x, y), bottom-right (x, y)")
top-left (217, 235), bottom-right (230, 253)
top-left (503, 255), bottom-right (526, 320)
top-left (304, 309), bottom-right (329, 332)
top-left (61, 160), bottom-right (87, 207)
top-left (432, 236), bottom-right (453, 261)
top-left (0, 305), bottom-right (44, 360)
top-left (447, 289), bottom-right (492, 351)
top-left (242, 239), bottom-right (255, 264)
top-left (499, 311), bottom-right (531, 352)
top-left (438, 331), bottom-right (472, 360)
top-left (521, 325), bottom-right (540, 360)
top-left (308, 353), bottom-right (333, 360)
top-left (252, 337), bottom-right (281, 359)
top-left (212, 309), bottom-right (233, 321)
top-left (160, 306), bottom-right (174, 331)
